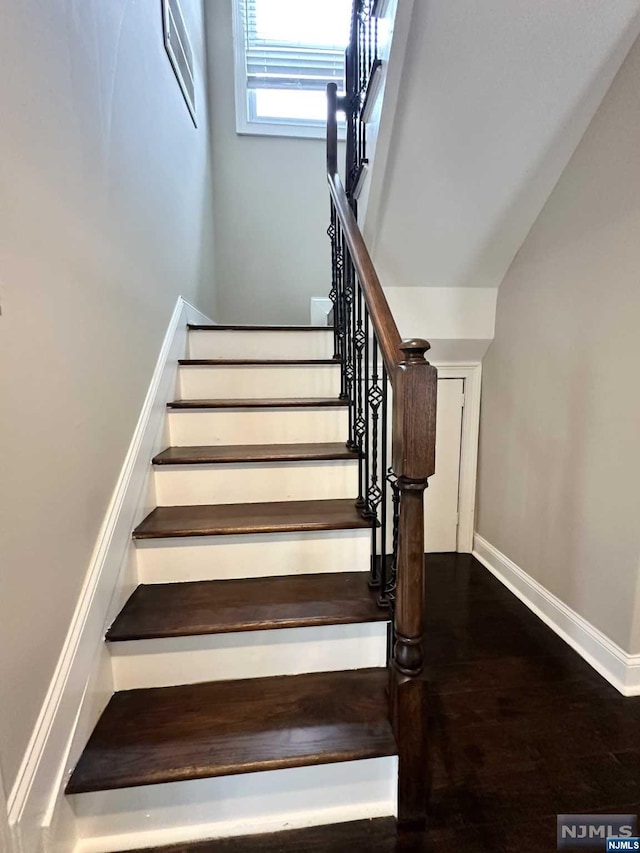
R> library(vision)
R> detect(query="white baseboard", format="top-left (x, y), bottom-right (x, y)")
top-left (473, 534), bottom-right (640, 697)
top-left (9, 297), bottom-right (212, 853)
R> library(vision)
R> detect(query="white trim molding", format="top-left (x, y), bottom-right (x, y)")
top-left (8, 297), bottom-right (212, 853)
top-left (473, 534), bottom-right (640, 697)
top-left (0, 767), bottom-right (13, 853)
top-left (434, 363), bottom-right (482, 554)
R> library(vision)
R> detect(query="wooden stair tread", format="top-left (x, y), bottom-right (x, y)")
top-left (179, 358), bottom-right (339, 365)
top-left (107, 573), bottom-right (387, 641)
top-left (168, 398), bottom-right (348, 409)
top-left (125, 818), bottom-right (398, 852)
top-left (65, 669), bottom-right (395, 793)
top-left (133, 499), bottom-right (370, 539)
top-left (153, 442), bottom-right (360, 465)
top-left (188, 324), bottom-right (333, 332)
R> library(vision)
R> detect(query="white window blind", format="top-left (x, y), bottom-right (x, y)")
top-left (234, 0), bottom-right (351, 135)
top-left (243, 0), bottom-right (348, 92)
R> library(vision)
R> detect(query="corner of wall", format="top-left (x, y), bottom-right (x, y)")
top-left (473, 534), bottom-right (640, 697)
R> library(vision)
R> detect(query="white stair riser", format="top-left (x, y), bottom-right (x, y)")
top-left (153, 460), bottom-right (359, 506)
top-left (135, 529), bottom-right (371, 584)
top-left (168, 407), bottom-right (348, 446)
top-left (109, 623), bottom-right (388, 690)
top-left (188, 330), bottom-right (335, 360)
top-left (70, 757), bottom-right (398, 853)
top-left (180, 364), bottom-right (341, 400)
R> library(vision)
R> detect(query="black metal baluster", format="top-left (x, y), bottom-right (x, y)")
top-left (358, 1), bottom-right (366, 169)
top-left (327, 203), bottom-right (339, 359)
top-left (377, 366), bottom-right (389, 607)
top-left (367, 0), bottom-right (372, 81)
top-left (367, 337), bottom-right (383, 587)
top-left (385, 467), bottom-right (400, 614)
top-left (373, 8), bottom-right (378, 64)
top-left (354, 284), bottom-right (366, 510)
top-left (363, 309), bottom-right (371, 518)
top-left (359, 1), bottom-right (365, 99)
top-left (344, 253), bottom-right (355, 439)
top-left (335, 225), bottom-right (347, 400)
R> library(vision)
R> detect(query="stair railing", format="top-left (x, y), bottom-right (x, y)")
top-left (326, 60), bottom-right (437, 824)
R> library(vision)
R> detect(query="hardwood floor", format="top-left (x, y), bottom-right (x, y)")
top-left (137, 554), bottom-right (640, 851)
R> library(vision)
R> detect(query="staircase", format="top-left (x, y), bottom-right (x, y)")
top-left (65, 10), bottom-right (438, 845)
top-left (65, 325), bottom-right (400, 852)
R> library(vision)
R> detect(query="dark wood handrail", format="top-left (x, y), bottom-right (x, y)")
top-left (326, 61), bottom-right (437, 826)
top-left (326, 82), bottom-right (404, 379)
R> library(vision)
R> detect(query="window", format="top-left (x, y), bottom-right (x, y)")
top-left (232, 0), bottom-right (351, 138)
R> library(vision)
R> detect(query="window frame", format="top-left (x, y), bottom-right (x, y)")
top-left (231, 0), bottom-right (347, 140)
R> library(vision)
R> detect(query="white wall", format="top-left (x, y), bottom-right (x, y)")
top-left (476, 34), bottom-right (640, 654)
top-left (0, 0), bottom-right (215, 793)
top-left (204, 0), bottom-right (332, 325)
top-left (0, 766), bottom-right (10, 853)
top-left (384, 286), bottom-right (496, 362)
top-left (368, 0), bottom-right (640, 295)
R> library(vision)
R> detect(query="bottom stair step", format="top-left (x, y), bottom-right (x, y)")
top-left (67, 669), bottom-right (396, 794)
top-left (125, 817), bottom-right (399, 852)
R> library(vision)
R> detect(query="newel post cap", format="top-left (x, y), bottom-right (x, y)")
top-left (399, 338), bottom-right (431, 362)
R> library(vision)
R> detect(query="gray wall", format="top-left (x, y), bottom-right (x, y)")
top-left (476, 35), bottom-right (640, 654)
top-left (205, 0), bottom-right (331, 325)
top-left (0, 0), bottom-right (215, 790)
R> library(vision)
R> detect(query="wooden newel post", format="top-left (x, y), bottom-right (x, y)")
top-left (390, 338), bottom-right (437, 828)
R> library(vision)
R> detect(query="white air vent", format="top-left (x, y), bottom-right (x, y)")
top-left (163, 0), bottom-right (197, 125)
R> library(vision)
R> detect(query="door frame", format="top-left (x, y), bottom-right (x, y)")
top-left (432, 362), bottom-right (482, 553)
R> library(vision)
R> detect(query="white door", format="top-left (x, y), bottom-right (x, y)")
top-left (424, 378), bottom-right (464, 552)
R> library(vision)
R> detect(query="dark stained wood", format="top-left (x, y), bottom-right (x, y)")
top-left (132, 499), bottom-right (371, 540)
top-left (168, 398), bottom-right (348, 409)
top-left (107, 573), bottom-right (388, 641)
top-left (124, 555), bottom-right (640, 853)
top-left (390, 669), bottom-right (430, 829)
top-left (152, 442), bottom-right (360, 465)
top-left (329, 77), bottom-right (438, 826)
top-left (179, 358), bottom-right (340, 365)
top-left (330, 78), bottom-right (439, 826)
top-left (388, 342), bottom-right (438, 827)
top-left (188, 325), bottom-right (334, 332)
top-left (65, 669), bottom-right (396, 794)
top-left (392, 341), bottom-right (437, 483)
